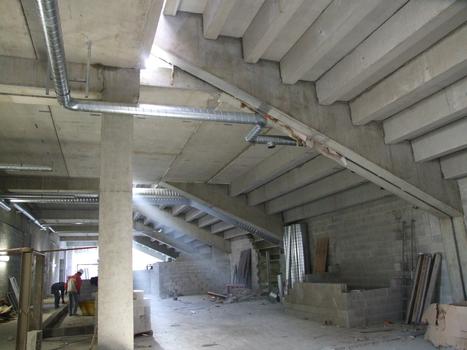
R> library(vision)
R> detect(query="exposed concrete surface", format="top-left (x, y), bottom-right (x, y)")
top-left (155, 12), bottom-right (462, 217)
top-left (148, 295), bottom-right (436, 350)
top-left (350, 22), bottom-right (467, 125)
top-left (98, 114), bottom-right (134, 349)
top-left (281, 0), bottom-right (405, 84)
top-left (383, 75), bottom-right (467, 144)
top-left (442, 150), bottom-right (467, 180)
top-left (317, 0), bottom-right (467, 104)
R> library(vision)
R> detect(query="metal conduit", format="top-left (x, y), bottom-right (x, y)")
top-left (12, 204), bottom-right (48, 231)
top-left (36, 0), bottom-right (298, 147)
top-left (36, 0), bottom-right (263, 125)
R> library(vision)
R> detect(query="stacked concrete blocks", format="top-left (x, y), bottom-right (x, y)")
top-left (133, 290), bottom-right (152, 335)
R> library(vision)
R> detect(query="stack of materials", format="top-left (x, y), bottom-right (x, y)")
top-left (133, 290), bottom-right (152, 335)
top-left (405, 253), bottom-right (442, 324)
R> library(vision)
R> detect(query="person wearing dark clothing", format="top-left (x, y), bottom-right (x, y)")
top-left (51, 282), bottom-right (66, 309)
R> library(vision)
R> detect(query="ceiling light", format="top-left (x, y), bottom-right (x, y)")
top-left (0, 163), bottom-right (53, 172)
top-left (0, 255), bottom-right (9, 262)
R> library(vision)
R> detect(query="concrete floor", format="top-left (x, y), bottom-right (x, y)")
top-left (149, 295), bottom-right (437, 350)
top-left (0, 296), bottom-right (439, 350)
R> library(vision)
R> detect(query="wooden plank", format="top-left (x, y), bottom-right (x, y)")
top-left (313, 237), bottom-right (329, 273)
top-left (416, 254), bottom-right (433, 323)
top-left (422, 253), bottom-right (442, 315)
top-left (405, 254), bottom-right (423, 324)
top-left (411, 255), bottom-right (427, 324)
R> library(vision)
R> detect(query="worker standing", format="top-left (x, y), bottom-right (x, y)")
top-left (65, 269), bottom-right (83, 316)
top-left (50, 282), bottom-right (66, 309)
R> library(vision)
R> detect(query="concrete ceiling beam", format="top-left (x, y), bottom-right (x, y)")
top-left (384, 75), bottom-right (467, 144)
top-left (133, 221), bottom-right (196, 255)
top-left (223, 228), bottom-right (249, 240)
top-left (203, 0), bottom-right (236, 40)
top-left (317, 1), bottom-right (467, 105)
top-left (247, 155), bottom-right (342, 206)
top-left (133, 241), bottom-right (169, 261)
top-left (171, 204), bottom-right (190, 216)
top-left (198, 215), bottom-right (220, 228)
top-left (219, 0), bottom-right (265, 38)
top-left (163, 0), bottom-right (182, 16)
top-left (230, 147), bottom-right (316, 196)
top-left (133, 235), bottom-right (179, 259)
top-left (283, 182), bottom-right (391, 223)
top-left (261, 0), bottom-right (331, 62)
top-left (281, 0), bottom-right (402, 84)
top-left (350, 22), bottom-right (467, 125)
top-left (242, 0), bottom-right (304, 63)
top-left (266, 170), bottom-right (367, 214)
top-left (35, 209), bottom-right (98, 221)
top-left (211, 221), bottom-right (234, 234)
top-left (155, 13), bottom-right (462, 218)
top-left (441, 150), bottom-right (467, 180)
top-left (134, 203), bottom-right (230, 253)
top-left (60, 236), bottom-right (98, 242)
top-left (52, 225), bottom-right (97, 233)
top-left (163, 182), bottom-right (282, 242)
top-left (185, 208), bottom-right (205, 222)
top-left (0, 175), bottom-right (99, 192)
top-left (412, 118), bottom-right (467, 162)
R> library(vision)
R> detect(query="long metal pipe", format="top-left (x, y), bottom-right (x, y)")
top-left (36, 0), bottom-right (263, 125)
top-left (36, 0), bottom-right (299, 148)
top-left (12, 203), bottom-right (48, 231)
top-left (0, 200), bottom-right (11, 212)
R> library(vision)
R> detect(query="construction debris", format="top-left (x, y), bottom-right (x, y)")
top-left (422, 303), bottom-right (467, 350)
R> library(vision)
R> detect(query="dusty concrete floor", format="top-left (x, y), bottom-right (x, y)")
top-left (0, 295), bottom-right (440, 349)
top-left (149, 295), bottom-right (438, 350)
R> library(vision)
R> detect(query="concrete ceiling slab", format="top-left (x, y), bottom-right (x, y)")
top-left (51, 107), bottom-right (100, 178)
top-left (0, 0), bottom-right (36, 59)
top-left (209, 142), bottom-right (282, 184)
top-left (58, 0), bottom-right (163, 68)
top-left (164, 122), bottom-right (251, 183)
top-left (0, 103), bottom-right (68, 176)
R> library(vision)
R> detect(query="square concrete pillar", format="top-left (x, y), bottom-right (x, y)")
top-left (98, 114), bottom-right (134, 349)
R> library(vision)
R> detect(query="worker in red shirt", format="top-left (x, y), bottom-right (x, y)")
top-left (65, 269), bottom-right (83, 316)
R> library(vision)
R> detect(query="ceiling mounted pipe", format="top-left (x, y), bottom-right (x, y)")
top-left (0, 163), bottom-right (52, 172)
top-left (12, 203), bottom-right (48, 231)
top-left (36, 0), bottom-right (264, 126)
top-left (0, 200), bottom-right (11, 212)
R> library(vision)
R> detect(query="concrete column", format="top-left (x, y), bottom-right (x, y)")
top-left (98, 114), bottom-right (134, 349)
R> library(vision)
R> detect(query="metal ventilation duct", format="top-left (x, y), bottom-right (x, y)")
top-left (36, 0), bottom-right (297, 147)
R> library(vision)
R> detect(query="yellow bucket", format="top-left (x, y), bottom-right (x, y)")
top-left (79, 300), bottom-right (96, 316)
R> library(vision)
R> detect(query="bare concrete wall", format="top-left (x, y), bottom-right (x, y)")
top-left (0, 208), bottom-right (59, 298)
top-left (304, 195), bottom-right (453, 304)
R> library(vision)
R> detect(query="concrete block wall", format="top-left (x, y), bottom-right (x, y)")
top-left (0, 208), bottom-right (59, 298)
top-left (304, 195), bottom-right (453, 304)
top-left (155, 256), bottom-right (230, 298)
top-left (284, 282), bottom-right (401, 327)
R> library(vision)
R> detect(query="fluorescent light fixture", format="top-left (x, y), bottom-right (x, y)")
top-left (0, 255), bottom-right (9, 262)
top-left (0, 163), bottom-right (52, 172)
